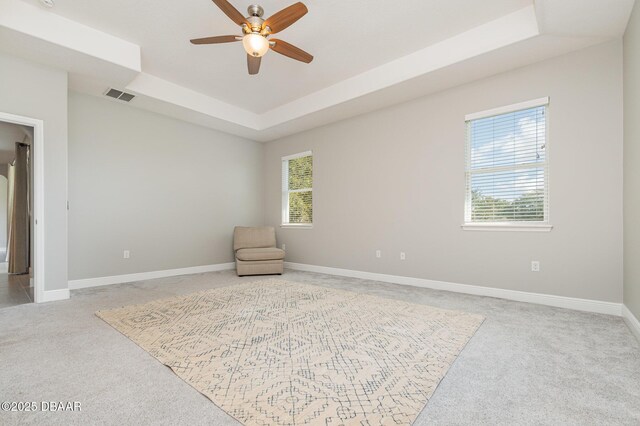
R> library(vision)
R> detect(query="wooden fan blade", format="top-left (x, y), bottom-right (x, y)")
top-left (211, 0), bottom-right (247, 26)
top-left (190, 35), bottom-right (239, 44)
top-left (247, 54), bottom-right (261, 75)
top-left (263, 2), bottom-right (308, 34)
top-left (270, 39), bottom-right (313, 63)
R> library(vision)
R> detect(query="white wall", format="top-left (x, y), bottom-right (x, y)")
top-left (0, 174), bottom-right (6, 250)
top-left (0, 52), bottom-right (68, 291)
top-left (264, 40), bottom-right (624, 303)
top-left (624, 2), bottom-right (640, 321)
top-left (68, 92), bottom-right (264, 280)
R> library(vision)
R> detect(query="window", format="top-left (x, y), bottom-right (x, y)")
top-left (282, 151), bottom-right (313, 227)
top-left (464, 98), bottom-right (550, 231)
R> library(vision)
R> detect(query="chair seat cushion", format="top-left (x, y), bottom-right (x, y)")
top-left (236, 247), bottom-right (285, 261)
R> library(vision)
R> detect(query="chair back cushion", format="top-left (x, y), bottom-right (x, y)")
top-left (233, 226), bottom-right (276, 251)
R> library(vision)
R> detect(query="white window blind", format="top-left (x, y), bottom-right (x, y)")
top-left (282, 151), bottom-right (313, 225)
top-left (465, 99), bottom-right (549, 224)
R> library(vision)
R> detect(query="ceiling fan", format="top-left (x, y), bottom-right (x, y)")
top-left (190, 0), bottom-right (313, 75)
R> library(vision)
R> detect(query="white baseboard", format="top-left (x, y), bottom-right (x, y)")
top-left (622, 305), bottom-right (640, 342)
top-left (41, 288), bottom-right (70, 303)
top-left (63, 260), bottom-right (627, 320)
top-left (68, 262), bottom-right (236, 290)
top-left (284, 262), bottom-right (622, 316)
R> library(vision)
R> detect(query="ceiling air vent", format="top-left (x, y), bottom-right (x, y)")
top-left (104, 88), bottom-right (135, 102)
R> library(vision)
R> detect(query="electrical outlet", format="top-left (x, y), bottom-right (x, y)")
top-left (531, 261), bottom-right (540, 272)
top-left (400, 252), bottom-right (406, 260)
top-left (375, 250), bottom-right (381, 258)
top-left (123, 250), bottom-right (130, 259)
top-left (282, 243), bottom-right (286, 251)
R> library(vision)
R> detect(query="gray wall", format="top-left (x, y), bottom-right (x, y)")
top-left (0, 53), bottom-right (68, 291)
top-left (264, 40), bottom-right (624, 303)
top-left (68, 92), bottom-right (264, 280)
top-left (0, 121), bottom-right (24, 165)
top-left (624, 3), bottom-right (640, 320)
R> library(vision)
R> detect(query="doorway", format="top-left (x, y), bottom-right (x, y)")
top-left (0, 112), bottom-right (47, 303)
top-left (0, 120), bottom-right (34, 308)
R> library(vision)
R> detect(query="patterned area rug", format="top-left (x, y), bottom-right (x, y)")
top-left (96, 279), bottom-right (484, 425)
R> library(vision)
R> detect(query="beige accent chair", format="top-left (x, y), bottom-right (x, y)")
top-left (233, 226), bottom-right (285, 276)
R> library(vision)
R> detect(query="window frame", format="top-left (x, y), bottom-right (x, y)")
top-left (281, 151), bottom-right (313, 229)
top-left (462, 97), bottom-right (552, 232)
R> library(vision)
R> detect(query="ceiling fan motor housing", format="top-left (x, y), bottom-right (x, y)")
top-left (245, 16), bottom-right (266, 34)
top-left (244, 5), bottom-right (270, 34)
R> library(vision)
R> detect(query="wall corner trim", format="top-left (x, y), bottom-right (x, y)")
top-left (41, 288), bottom-right (70, 303)
top-left (284, 262), bottom-right (623, 316)
top-left (68, 262), bottom-right (236, 290)
top-left (622, 305), bottom-right (640, 343)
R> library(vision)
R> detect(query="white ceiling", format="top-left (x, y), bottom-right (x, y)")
top-left (31, 0), bottom-right (532, 113)
top-left (0, 0), bottom-right (635, 141)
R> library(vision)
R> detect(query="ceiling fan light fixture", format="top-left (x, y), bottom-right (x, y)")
top-left (242, 33), bottom-right (269, 57)
top-left (190, 1), bottom-right (312, 74)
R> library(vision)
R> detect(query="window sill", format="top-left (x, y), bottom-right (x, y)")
top-left (461, 223), bottom-right (553, 232)
top-left (280, 224), bottom-right (313, 229)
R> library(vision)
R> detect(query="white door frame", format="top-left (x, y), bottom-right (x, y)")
top-left (0, 111), bottom-right (45, 303)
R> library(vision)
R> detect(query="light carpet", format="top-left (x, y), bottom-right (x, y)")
top-left (96, 279), bottom-right (484, 425)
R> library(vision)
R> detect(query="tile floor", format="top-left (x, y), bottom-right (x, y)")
top-left (0, 262), bottom-right (32, 309)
